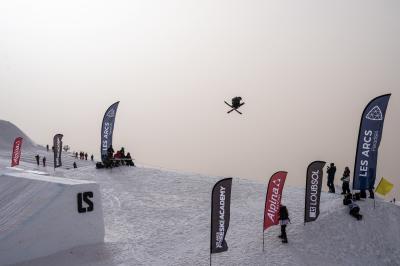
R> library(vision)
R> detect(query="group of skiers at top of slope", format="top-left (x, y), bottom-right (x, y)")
top-left (74, 151), bottom-right (94, 161)
top-left (100, 145), bottom-right (135, 168)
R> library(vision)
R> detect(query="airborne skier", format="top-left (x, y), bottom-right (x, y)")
top-left (225, 96), bottom-right (245, 114)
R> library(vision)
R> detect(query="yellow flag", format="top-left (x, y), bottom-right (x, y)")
top-left (375, 177), bottom-right (394, 196)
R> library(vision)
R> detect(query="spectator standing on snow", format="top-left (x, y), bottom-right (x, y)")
top-left (91, 154), bottom-right (94, 161)
top-left (278, 205), bottom-right (290, 243)
top-left (73, 162), bottom-right (77, 168)
top-left (85, 153), bottom-right (88, 160)
top-left (46, 145), bottom-right (49, 152)
top-left (327, 163), bottom-right (337, 193)
top-left (35, 154), bottom-right (40, 166)
top-left (42, 157), bottom-right (46, 167)
top-left (341, 167), bottom-right (351, 195)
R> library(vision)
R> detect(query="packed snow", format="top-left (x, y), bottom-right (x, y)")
top-left (0, 171), bottom-right (104, 265)
top-left (0, 121), bottom-right (400, 266)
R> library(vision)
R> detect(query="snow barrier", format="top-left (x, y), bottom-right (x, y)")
top-left (0, 171), bottom-right (105, 266)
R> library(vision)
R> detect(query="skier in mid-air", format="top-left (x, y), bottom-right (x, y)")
top-left (225, 96), bottom-right (245, 114)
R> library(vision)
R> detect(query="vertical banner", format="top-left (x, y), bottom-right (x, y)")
top-left (11, 137), bottom-right (23, 167)
top-left (53, 134), bottom-right (63, 168)
top-left (263, 171), bottom-right (288, 231)
top-left (210, 178), bottom-right (232, 254)
top-left (304, 161), bottom-right (326, 223)
top-left (101, 101), bottom-right (120, 163)
top-left (353, 94), bottom-right (391, 190)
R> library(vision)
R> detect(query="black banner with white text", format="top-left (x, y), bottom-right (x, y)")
top-left (210, 178), bottom-right (232, 254)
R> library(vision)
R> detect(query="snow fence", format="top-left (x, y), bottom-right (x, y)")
top-left (0, 171), bottom-right (105, 265)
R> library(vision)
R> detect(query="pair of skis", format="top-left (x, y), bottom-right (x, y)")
top-left (224, 101), bottom-right (245, 114)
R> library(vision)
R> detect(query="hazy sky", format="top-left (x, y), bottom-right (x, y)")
top-left (1, 1), bottom-right (399, 197)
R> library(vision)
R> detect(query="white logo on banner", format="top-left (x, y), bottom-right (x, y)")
top-left (366, 106), bottom-right (383, 121)
top-left (106, 109), bottom-right (116, 118)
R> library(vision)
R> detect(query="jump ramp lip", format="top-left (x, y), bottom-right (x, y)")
top-left (0, 171), bottom-right (105, 266)
top-left (3, 171), bottom-right (96, 185)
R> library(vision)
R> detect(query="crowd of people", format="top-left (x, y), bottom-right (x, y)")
top-left (42, 143), bottom-right (135, 169)
top-left (99, 145), bottom-right (135, 168)
top-left (278, 162), bottom-right (374, 244)
top-left (327, 162), bottom-right (375, 198)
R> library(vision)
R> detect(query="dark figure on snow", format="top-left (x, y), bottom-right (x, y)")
top-left (107, 145), bottom-right (114, 160)
top-left (126, 152), bottom-right (135, 166)
top-left (91, 154), bottom-right (94, 161)
top-left (85, 153), bottom-right (88, 160)
top-left (35, 154), bottom-right (40, 166)
top-left (73, 162), bottom-right (77, 168)
top-left (327, 163), bottom-right (336, 193)
top-left (368, 188), bottom-right (375, 199)
top-left (42, 157), bottom-right (46, 167)
top-left (231, 96), bottom-right (242, 109)
top-left (361, 188), bottom-right (375, 199)
top-left (341, 167), bottom-right (351, 195)
top-left (120, 147), bottom-right (126, 165)
top-left (343, 193), bottom-right (363, 220)
top-left (46, 144), bottom-right (49, 152)
top-left (278, 205), bottom-right (290, 243)
top-left (103, 145), bottom-right (115, 168)
top-left (114, 151), bottom-right (121, 167)
top-left (75, 152), bottom-right (78, 158)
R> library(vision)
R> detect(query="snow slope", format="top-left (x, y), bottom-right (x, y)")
top-left (0, 121), bottom-right (399, 265)
top-left (0, 120), bottom-right (95, 170)
top-left (0, 156), bottom-right (399, 266)
top-left (0, 171), bottom-right (105, 265)
top-left (0, 120), bottom-right (36, 150)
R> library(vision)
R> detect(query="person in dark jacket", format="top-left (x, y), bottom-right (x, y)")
top-left (349, 200), bottom-right (362, 220)
top-left (46, 145), bottom-right (49, 152)
top-left (327, 163), bottom-right (337, 193)
top-left (231, 96), bottom-right (242, 109)
top-left (340, 167), bottom-right (351, 195)
top-left (91, 154), bottom-right (94, 161)
top-left (126, 152), bottom-right (135, 166)
top-left (73, 162), bottom-right (77, 168)
top-left (107, 145), bottom-right (114, 159)
top-left (278, 205), bottom-right (290, 243)
top-left (35, 154), bottom-right (40, 166)
top-left (85, 153), bottom-right (88, 160)
top-left (343, 193), bottom-right (362, 220)
top-left (42, 157), bottom-right (46, 167)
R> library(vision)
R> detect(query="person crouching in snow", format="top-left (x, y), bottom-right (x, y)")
top-left (348, 200), bottom-right (362, 220)
top-left (344, 193), bottom-right (362, 220)
top-left (279, 205), bottom-right (290, 243)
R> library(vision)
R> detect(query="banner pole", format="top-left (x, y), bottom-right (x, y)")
top-left (262, 230), bottom-right (265, 252)
top-left (209, 253), bottom-right (211, 266)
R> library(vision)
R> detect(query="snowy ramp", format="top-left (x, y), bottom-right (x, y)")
top-left (0, 172), bottom-right (105, 266)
